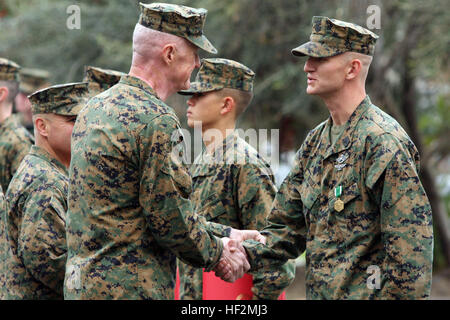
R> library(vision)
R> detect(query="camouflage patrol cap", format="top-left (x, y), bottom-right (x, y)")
top-left (292, 16), bottom-right (379, 58)
top-left (83, 66), bottom-right (125, 96)
top-left (29, 82), bottom-right (89, 116)
top-left (179, 58), bottom-right (255, 95)
top-left (138, 2), bottom-right (217, 54)
top-left (0, 58), bottom-right (20, 82)
top-left (19, 68), bottom-right (51, 95)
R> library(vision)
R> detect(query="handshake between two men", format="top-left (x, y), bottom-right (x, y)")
top-left (213, 229), bottom-right (266, 283)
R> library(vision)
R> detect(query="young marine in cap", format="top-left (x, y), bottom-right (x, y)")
top-left (15, 67), bottom-right (51, 132)
top-left (0, 58), bottom-right (34, 192)
top-left (177, 58), bottom-right (295, 300)
top-left (1, 82), bottom-right (89, 299)
top-left (64, 3), bottom-right (255, 300)
top-left (238, 16), bottom-right (433, 299)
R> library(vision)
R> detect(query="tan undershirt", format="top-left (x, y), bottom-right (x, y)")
top-left (330, 122), bottom-right (346, 145)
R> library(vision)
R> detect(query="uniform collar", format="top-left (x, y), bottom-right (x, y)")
top-left (119, 75), bottom-right (159, 99)
top-left (320, 95), bottom-right (372, 160)
top-left (29, 145), bottom-right (69, 176)
top-left (197, 130), bottom-right (239, 164)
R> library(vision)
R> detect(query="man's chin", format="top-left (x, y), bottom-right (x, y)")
top-left (306, 86), bottom-right (318, 95)
top-left (180, 81), bottom-right (191, 91)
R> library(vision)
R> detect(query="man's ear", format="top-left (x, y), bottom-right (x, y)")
top-left (346, 59), bottom-right (362, 80)
top-left (162, 43), bottom-right (177, 65)
top-left (34, 116), bottom-right (49, 137)
top-left (0, 87), bottom-right (9, 104)
top-left (220, 97), bottom-right (235, 116)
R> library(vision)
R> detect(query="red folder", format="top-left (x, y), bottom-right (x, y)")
top-left (175, 268), bottom-right (286, 300)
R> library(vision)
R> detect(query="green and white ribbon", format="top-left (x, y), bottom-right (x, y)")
top-left (335, 185), bottom-right (342, 198)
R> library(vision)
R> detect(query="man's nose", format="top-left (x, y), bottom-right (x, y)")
top-left (194, 53), bottom-right (201, 68)
top-left (304, 57), bottom-right (315, 73)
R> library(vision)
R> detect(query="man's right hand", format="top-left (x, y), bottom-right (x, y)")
top-left (229, 228), bottom-right (266, 245)
top-left (213, 237), bottom-right (250, 283)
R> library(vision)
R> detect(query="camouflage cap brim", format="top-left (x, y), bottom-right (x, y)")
top-left (29, 82), bottom-right (89, 116)
top-left (138, 2), bottom-right (217, 55)
top-left (291, 41), bottom-right (344, 58)
top-left (178, 81), bottom-right (223, 95)
top-left (187, 35), bottom-right (218, 54)
top-left (54, 98), bottom-right (88, 116)
top-left (0, 57), bottom-right (21, 82)
top-left (292, 16), bottom-right (378, 58)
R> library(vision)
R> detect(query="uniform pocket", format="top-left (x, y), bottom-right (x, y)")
top-left (299, 170), bottom-right (321, 210)
top-left (327, 181), bottom-right (365, 243)
top-left (327, 182), bottom-right (360, 213)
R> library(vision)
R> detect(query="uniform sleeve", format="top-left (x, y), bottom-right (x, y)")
top-left (17, 187), bottom-right (67, 295)
top-left (200, 217), bottom-right (232, 238)
top-left (365, 134), bottom-right (433, 299)
top-left (138, 114), bottom-right (222, 270)
top-left (237, 163), bottom-right (276, 230)
top-left (243, 149), bottom-right (307, 272)
top-left (236, 163), bottom-right (295, 299)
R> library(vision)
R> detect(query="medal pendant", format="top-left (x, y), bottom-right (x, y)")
top-left (334, 199), bottom-right (344, 212)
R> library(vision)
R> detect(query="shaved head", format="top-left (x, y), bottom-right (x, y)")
top-left (343, 52), bottom-right (373, 82)
top-left (132, 23), bottom-right (185, 66)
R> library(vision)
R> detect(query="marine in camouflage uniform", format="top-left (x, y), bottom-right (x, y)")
top-left (242, 16), bottom-right (433, 299)
top-left (0, 82), bottom-right (89, 299)
top-left (64, 3), bottom-right (232, 300)
top-left (0, 58), bottom-right (34, 192)
top-left (177, 58), bottom-right (295, 300)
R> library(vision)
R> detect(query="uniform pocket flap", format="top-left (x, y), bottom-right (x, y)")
top-left (298, 183), bottom-right (321, 210)
top-left (200, 197), bottom-right (227, 221)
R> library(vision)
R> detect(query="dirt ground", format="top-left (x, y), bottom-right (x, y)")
top-left (285, 266), bottom-right (450, 300)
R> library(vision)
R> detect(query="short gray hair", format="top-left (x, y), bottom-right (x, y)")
top-left (132, 23), bottom-right (186, 63)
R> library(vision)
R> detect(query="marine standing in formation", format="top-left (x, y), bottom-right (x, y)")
top-left (0, 58), bottom-right (34, 192)
top-left (0, 64), bottom-right (127, 300)
top-left (1, 82), bottom-right (89, 299)
top-left (238, 16), bottom-right (433, 299)
top-left (177, 58), bottom-right (295, 300)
